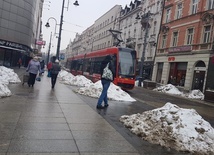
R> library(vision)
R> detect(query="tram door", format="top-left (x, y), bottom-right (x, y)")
top-left (192, 70), bottom-right (205, 91)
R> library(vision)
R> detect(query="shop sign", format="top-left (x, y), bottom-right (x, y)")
top-left (36, 40), bottom-right (46, 45)
top-left (0, 39), bottom-right (32, 52)
top-left (168, 45), bottom-right (191, 53)
top-left (195, 67), bottom-right (206, 71)
top-left (0, 40), bottom-right (23, 49)
top-left (168, 56), bottom-right (175, 61)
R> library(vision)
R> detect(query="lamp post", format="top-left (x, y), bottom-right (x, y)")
top-left (45, 17), bottom-right (58, 35)
top-left (45, 0), bottom-right (79, 60)
top-left (137, 11), bottom-right (153, 87)
top-left (46, 32), bottom-right (52, 64)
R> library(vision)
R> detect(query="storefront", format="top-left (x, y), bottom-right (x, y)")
top-left (0, 39), bottom-right (32, 67)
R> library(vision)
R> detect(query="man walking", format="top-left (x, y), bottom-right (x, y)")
top-left (50, 59), bottom-right (61, 89)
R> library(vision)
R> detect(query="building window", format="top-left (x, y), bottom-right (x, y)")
top-left (192, 0), bottom-right (198, 14)
top-left (207, 0), bottom-right (214, 10)
top-left (176, 3), bottom-right (182, 19)
top-left (172, 31), bottom-right (178, 47)
top-left (203, 25), bottom-right (211, 43)
top-left (165, 8), bottom-right (171, 23)
top-left (162, 35), bottom-right (167, 48)
top-left (186, 28), bottom-right (194, 45)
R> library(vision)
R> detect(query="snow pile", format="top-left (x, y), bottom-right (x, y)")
top-left (0, 66), bottom-right (21, 97)
top-left (154, 84), bottom-right (205, 100)
top-left (58, 70), bottom-right (93, 87)
top-left (58, 70), bottom-right (136, 102)
top-left (0, 66), bottom-right (21, 84)
top-left (184, 90), bottom-right (204, 100)
top-left (153, 84), bottom-right (183, 95)
top-left (0, 83), bottom-right (12, 97)
top-left (120, 102), bottom-right (214, 154)
top-left (76, 80), bottom-right (136, 102)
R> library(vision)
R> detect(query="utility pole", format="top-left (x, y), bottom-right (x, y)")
top-left (47, 32), bottom-right (52, 64)
top-left (138, 11), bottom-right (152, 87)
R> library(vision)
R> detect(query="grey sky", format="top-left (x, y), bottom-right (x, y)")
top-left (42, 0), bottom-right (133, 54)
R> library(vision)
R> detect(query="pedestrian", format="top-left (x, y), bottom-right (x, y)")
top-left (26, 56), bottom-right (41, 87)
top-left (47, 61), bottom-right (52, 77)
top-left (17, 58), bottom-right (22, 68)
top-left (96, 55), bottom-right (115, 109)
top-left (50, 59), bottom-right (61, 89)
top-left (40, 60), bottom-right (45, 75)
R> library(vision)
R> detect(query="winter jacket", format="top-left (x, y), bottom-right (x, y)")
top-left (47, 62), bottom-right (52, 70)
top-left (51, 62), bottom-right (61, 75)
top-left (26, 59), bottom-right (41, 75)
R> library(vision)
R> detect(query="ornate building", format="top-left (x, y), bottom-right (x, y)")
top-left (152, 0), bottom-right (214, 92)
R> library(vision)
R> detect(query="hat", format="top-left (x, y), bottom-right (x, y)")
top-left (55, 59), bottom-right (59, 63)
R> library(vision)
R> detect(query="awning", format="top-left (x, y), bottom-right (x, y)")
top-left (0, 45), bottom-right (27, 53)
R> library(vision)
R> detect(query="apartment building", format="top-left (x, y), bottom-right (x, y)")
top-left (152, 0), bottom-right (214, 92)
top-left (92, 5), bottom-right (122, 51)
top-left (119, 0), bottom-right (142, 72)
top-left (0, 0), bottom-right (44, 67)
top-left (139, 0), bottom-right (163, 78)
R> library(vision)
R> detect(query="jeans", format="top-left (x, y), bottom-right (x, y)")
top-left (51, 73), bottom-right (58, 88)
top-left (97, 79), bottom-right (111, 106)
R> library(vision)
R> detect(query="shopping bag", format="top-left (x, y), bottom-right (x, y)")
top-left (102, 63), bottom-right (113, 80)
top-left (22, 74), bottom-right (29, 85)
top-left (47, 70), bottom-right (51, 77)
top-left (36, 77), bottom-right (41, 81)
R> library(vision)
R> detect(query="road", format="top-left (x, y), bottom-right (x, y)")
top-left (127, 87), bottom-right (214, 127)
top-left (71, 85), bottom-right (214, 155)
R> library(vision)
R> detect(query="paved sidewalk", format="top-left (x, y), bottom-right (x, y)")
top-left (0, 67), bottom-right (140, 155)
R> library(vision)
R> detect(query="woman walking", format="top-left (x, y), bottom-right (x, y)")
top-left (26, 56), bottom-right (41, 87)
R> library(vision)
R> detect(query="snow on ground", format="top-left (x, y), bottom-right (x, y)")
top-left (1, 68), bottom-right (213, 154)
top-left (0, 66), bottom-right (21, 97)
top-left (58, 70), bottom-right (136, 102)
top-left (120, 102), bottom-right (214, 154)
top-left (153, 84), bottom-right (204, 100)
top-left (76, 80), bottom-right (136, 102)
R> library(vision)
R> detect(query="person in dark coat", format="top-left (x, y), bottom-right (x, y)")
top-left (96, 55), bottom-right (115, 109)
top-left (40, 60), bottom-right (45, 75)
top-left (50, 59), bottom-right (61, 89)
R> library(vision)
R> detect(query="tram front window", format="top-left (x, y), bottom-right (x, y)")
top-left (119, 49), bottom-right (136, 76)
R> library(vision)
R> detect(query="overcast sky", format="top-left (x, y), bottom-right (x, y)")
top-left (41, 0), bottom-right (133, 55)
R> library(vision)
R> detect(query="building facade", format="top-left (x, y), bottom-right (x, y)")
top-left (152, 0), bottom-right (214, 92)
top-left (119, 0), bottom-right (142, 70)
top-left (92, 5), bottom-right (122, 51)
top-left (0, 0), bottom-right (43, 67)
top-left (138, 0), bottom-right (163, 79)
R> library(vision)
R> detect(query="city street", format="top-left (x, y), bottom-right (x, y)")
top-left (0, 68), bottom-right (213, 155)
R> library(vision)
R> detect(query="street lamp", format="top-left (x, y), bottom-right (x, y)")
top-left (136, 11), bottom-right (153, 87)
top-left (45, 17), bottom-right (58, 35)
top-left (45, 0), bottom-right (79, 60)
